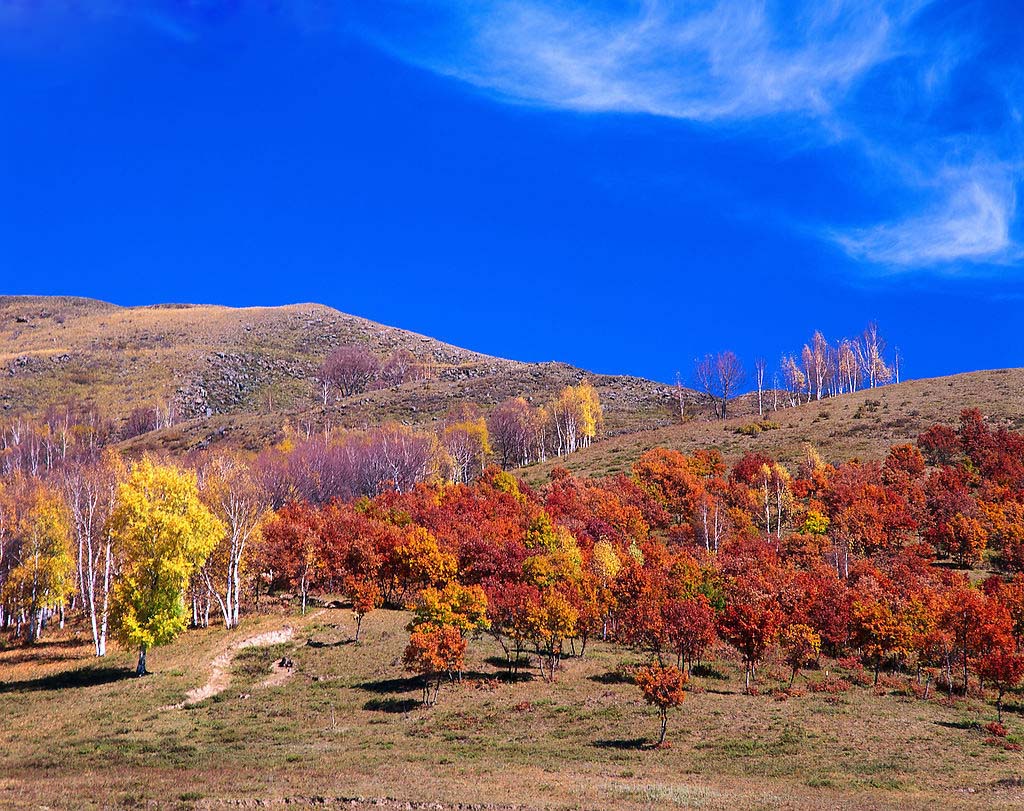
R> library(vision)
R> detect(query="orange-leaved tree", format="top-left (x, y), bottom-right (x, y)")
top-left (635, 662), bottom-right (688, 746)
top-left (403, 625), bottom-right (466, 705)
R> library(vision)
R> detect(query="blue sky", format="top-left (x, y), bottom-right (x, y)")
top-left (1, 1), bottom-right (1022, 385)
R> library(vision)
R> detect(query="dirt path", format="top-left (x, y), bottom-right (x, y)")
top-left (164, 625), bottom-right (295, 709)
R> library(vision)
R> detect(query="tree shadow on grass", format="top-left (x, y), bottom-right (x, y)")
top-left (999, 700), bottom-right (1024, 718)
top-left (481, 659), bottom-right (537, 684)
top-left (305, 639), bottom-right (356, 649)
top-left (363, 697), bottom-right (420, 713)
top-left (0, 666), bottom-right (133, 693)
top-left (935, 719), bottom-right (979, 731)
top-left (690, 663), bottom-right (729, 680)
top-left (589, 671), bottom-right (633, 686)
top-left (355, 676), bottom-right (423, 695)
top-left (592, 737), bottom-right (650, 751)
top-left (485, 654), bottom-right (534, 670)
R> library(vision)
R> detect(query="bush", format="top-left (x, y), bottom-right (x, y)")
top-left (985, 721), bottom-right (1008, 738)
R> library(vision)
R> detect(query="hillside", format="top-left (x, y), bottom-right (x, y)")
top-left (5, 297), bottom-right (1021, 471)
top-left (520, 368), bottom-right (1024, 484)
top-left (0, 296), bottom-right (692, 451)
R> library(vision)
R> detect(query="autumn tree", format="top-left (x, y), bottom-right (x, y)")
top-left (442, 414), bottom-right (492, 484)
top-left (779, 623), bottom-right (821, 686)
top-left (850, 580), bottom-right (914, 684)
top-left (550, 381), bottom-right (603, 456)
top-left (528, 589), bottom-right (578, 681)
top-left (409, 582), bottom-right (490, 639)
top-left (393, 525), bottom-right (457, 598)
top-left (260, 502), bottom-right (325, 614)
top-left (108, 459), bottom-right (224, 675)
top-left (977, 643), bottom-right (1024, 723)
top-left (403, 625), bottom-right (466, 705)
top-left (485, 580), bottom-right (541, 675)
top-left (348, 576), bottom-right (380, 642)
top-left (721, 569), bottom-right (781, 693)
top-left (635, 662), bottom-right (687, 746)
top-left (662, 594), bottom-right (718, 673)
top-left (1, 483), bottom-right (75, 643)
top-left (198, 453), bottom-right (269, 627)
top-left (62, 453), bottom-right (122, 655)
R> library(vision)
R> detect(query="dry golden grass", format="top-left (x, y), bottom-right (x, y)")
top-left (520, 368), bottom-right (1024, 486)
top-left (0, 296), bottom-right (681, 450)
top-left (3, 606), bottom-right (1024, 810)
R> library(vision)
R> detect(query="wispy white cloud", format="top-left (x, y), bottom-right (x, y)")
top-left (368, 0), bottom-right (917, 123)
top-left (356, 0), bottom-right (1023, 272)
top-left (835, 159), bottom-right (1019, 266)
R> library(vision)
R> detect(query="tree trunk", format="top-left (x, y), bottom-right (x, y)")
top-left (658, 710), bottom-right (668, 746)
top-left (136, 645), bottom-right (149, 677)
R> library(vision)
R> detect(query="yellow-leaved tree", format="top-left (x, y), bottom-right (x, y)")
top-left (1, 483), bottom-right (75, 643)
top-left (108, 458), bottom-right (224, 675)
top-left (551, 381), bottom-right (603, 456)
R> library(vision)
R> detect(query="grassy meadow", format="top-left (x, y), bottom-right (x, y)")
top-left (3, 605), bottom-right (1024, 810)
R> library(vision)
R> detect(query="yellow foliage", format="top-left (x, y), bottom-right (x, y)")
top-left (591, 540), bottom-right (622, 584)
top-left (108, 458), bottom-right (225, 655)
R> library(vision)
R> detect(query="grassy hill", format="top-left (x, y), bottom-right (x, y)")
top-left (520, 368), bottom-right (1024, 485)
top-left (0, 296), bottom-right (692, 451)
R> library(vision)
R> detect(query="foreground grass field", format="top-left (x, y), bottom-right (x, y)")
top-left (3, 606), bottom-right (1024, 810)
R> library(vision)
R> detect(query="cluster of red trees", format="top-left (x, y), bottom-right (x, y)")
top-left (255, 408), bottom-right (1024, 730)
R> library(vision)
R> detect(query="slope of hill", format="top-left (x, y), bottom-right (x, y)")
top-left (520, 368), bottom-right (1024, 484)
top-left (0, 296), bottom-right (691, 450)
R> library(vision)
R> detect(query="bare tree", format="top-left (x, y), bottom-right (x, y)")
top-left (810, 332), bottom-right (830, 401)
top-left (855, 322), bottom-right (892, 389)
top-left (197, 453), bottom-right (269, 628)
top-left (694, 355), bottom-right (717, 417)
top-left (695, 352), bottom-right (745, 420)
top-left (675, 372), bottom-right (687, 423)
top-left (716, 351), bottom-right (745, 419)
top-left (837, 339), bottom-right (859, 393)
top-left (780, 355), bottom-right (805, 407)
top-left (380, 348), bottom-right (417, 387)
top-left (321, 345), bottom-right (381, 399)
top-left (487, 397), bottom-right (538, 469)
top-left (754, 358), bottom-right (767, 417)
top-left (62, 455), bottom-right (120, 656)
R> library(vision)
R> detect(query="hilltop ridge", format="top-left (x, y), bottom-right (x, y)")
top-left (0, 295), bottom-right (689, 451)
